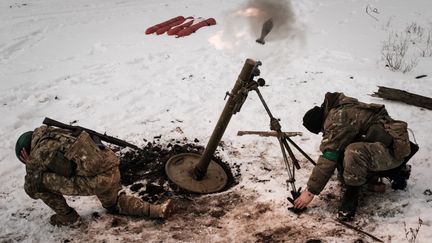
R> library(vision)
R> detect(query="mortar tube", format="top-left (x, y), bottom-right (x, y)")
top-left (193, 59), bottom-right (257, 180)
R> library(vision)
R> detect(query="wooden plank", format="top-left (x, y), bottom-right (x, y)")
top-left (371, 86), bottom-right (432, 110)
top-left (237, 131), bottom-right (303, 137)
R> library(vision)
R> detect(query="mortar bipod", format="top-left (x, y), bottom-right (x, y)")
top-left (224, 61), bottom-right (316, 205)
top-left (245, 69), bottom-right (317, 210)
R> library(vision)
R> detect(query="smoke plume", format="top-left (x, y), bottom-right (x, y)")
top-left (209, 0), bottom-right (302, 49)
top-left (238, 0), bottom-right (297, 41)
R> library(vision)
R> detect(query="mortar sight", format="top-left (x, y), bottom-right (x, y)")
top-left (247, 60), bottom-right (262, 82)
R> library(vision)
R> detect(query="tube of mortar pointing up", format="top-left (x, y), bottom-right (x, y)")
top-left (256, 18), bottom-right (273, 45)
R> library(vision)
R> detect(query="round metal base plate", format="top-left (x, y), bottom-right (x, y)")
top-left (165, 153), bottom-right (229, 194)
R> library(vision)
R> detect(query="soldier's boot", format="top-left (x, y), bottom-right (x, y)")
top-left (50, 208), bottom-right (81, 227)
top-left (367, 175), bottom-right (386, 193)
top-left (149, 199), bottom-right (174, 219)
top-left (117, 193), bottom-right (174, 219)
top-left (390, 164), bottom-right (411, 190)
top-left (337, 185), bottom-right (360, 221)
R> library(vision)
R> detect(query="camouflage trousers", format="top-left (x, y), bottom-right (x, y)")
top-left (343, 142), bottom-right (403, 186)
top-left (33, 167), bottom-right (151, 216)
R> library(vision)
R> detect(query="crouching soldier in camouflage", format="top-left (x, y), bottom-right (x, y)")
top-left (294, 92), bottom-right (418, 221)
top-left (15, 125), bottom-right (173, 226)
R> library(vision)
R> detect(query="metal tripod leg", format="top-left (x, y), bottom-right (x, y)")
top-left (278, 133), bottom-right (304, 212)
top-left (253, 87), bottom-right (314, 212)
top-left (281, 137), bottom-right (300, 170)
top-left (276, 134), bottom-right (296, 192)
top-left (283, 135), bottom-right (316, 166)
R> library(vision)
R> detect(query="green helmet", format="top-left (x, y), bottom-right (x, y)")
top-left (15, 131), bottom-right (33, 163)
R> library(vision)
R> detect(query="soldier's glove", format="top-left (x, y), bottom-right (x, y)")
top-left (363, 124), bottom-right (393, 147)
top-left (47, 151), bottom-right (77, 178)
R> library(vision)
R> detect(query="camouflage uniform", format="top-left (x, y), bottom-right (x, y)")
top-left (306, 93), bottom-right (411, 195)
top-left (24, 126), bottom-right (169, 223)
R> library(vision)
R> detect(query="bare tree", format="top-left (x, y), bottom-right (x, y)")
top-left (382, 31), bottom-right (419, 73)
top-left (381, 22), bottom-right (432, 73)
top-left (404, 218), bottom-right (423, 243)
top-left (419, 29), bottom-right (432, 57)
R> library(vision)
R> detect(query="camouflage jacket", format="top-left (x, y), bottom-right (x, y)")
top-left (306, 92), bottom-right (411, 195)
top-left (24, 125), bottom-right (120, 198)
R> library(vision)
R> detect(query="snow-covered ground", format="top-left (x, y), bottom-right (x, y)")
top-left (1, 0), bottom-right (432, 242)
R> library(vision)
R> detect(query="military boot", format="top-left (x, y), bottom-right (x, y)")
top-left (149, 199), bottom-right (174, 219)
top-left (117, 193), bottom-right (151, 216)
top-left (117, 193), bottom-right (174, 219)
top-left (337, 185), bottom-right (360, 221)
top-left (50, 208), bottom-right (81, 227)
top-left (390, 164), bottom-right (411, 190)
top-left (367, 175), bottom-right (386, 193)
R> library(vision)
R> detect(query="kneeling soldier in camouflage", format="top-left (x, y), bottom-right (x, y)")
top-left (294, 92), bottom-right (417, 221)
top-left (15, 125), bottom-right (173, 226)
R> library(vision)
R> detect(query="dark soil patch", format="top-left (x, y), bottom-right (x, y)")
top-left (254, 226), bottom-right (294, 243)
top-left (118, 138), bottom-right (238, 203)
top-left (167, 190), bottom-right (247, 236)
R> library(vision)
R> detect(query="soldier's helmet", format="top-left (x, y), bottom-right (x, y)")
top-left (15, 131), bottom-right (33, 163)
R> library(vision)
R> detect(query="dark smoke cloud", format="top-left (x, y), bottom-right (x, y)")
top-left (213, 0), bottom-right (303, 49)
top-left (241, 0), bottom-right (297, 41)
